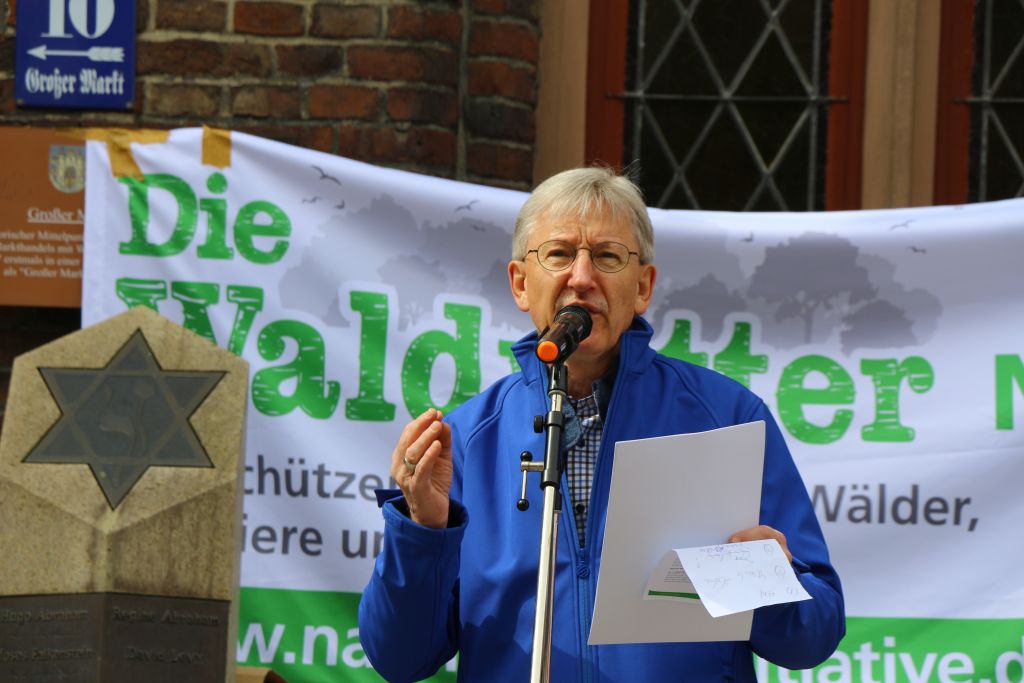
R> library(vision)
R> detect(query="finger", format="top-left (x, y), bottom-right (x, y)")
top-left (410, 439), bottom-right (442, 480)
top-left (402, 420), bottom-right (444, 473)
top-left (392, 412), bottom-right (440, 471)
top-left (437, 420), bottom-right (452, 454)
top-left (397, 409), bottom-right (439, 450)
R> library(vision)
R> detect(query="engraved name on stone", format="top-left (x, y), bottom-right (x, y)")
top-left (0, 607), bottom-right (89, 624)
top-left (124, 647), bottom-right (205, 664)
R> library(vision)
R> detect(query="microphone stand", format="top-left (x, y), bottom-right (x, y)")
top-left (518, 362), bottom-right (569, 683)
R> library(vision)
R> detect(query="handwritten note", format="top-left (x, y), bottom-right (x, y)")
top-left (646, 540), bottom-right (811, 618)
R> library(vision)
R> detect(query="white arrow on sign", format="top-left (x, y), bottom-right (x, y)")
top-left (28, 44), bottom-right (125, 63)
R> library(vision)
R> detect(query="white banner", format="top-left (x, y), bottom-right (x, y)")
top-left (83, 129), bottom-right (1024, 682)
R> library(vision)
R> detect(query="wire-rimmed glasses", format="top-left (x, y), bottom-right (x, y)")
top-left (525, 240), bottom-right (640, 273)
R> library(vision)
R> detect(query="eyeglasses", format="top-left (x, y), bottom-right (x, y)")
top-left (525, 240), bottom-right (641, 274)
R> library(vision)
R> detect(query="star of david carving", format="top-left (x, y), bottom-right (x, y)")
top-left (24, 330), bottom-right (225, 510)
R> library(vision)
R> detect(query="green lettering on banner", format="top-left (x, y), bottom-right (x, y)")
top-left (118, 174), bottom-right (197, 257)
top-left (234, 201), bottom-right (291, 265)
top-left (115, 278), bottom-right (168, 310)
top-left (237, 587), bottom-right (456, 682)
top-left (402, 303), bottom-right (481, 417)
top-left (777, 355), bottom-right (854, 444)
top-left (860, 357), bottom-right (934, 442)
top-left (713, 322), bottom-right (768, 388)
top-left (226, 285), bottom-right (265, 356)
top-left (346, 291), bottom-right (396, 422)
top-left (996, 354), bottom-right (1024, 430)
top-left (171, 281), bottom-right (220, 345)
top-left (252, 321), bottom-right (340, 418)
top-left (757, 616), bottom-right (1024, 683)
top-left (657, 318), bottom-right (709, 367)
top-left (197, 173), bottom-right (234, 260)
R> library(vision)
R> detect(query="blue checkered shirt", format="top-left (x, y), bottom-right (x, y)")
top-left (566, 393), bottom-right (602, 547)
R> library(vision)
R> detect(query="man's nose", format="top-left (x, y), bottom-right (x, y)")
top-left (567, 248), bottom-right (596, 288)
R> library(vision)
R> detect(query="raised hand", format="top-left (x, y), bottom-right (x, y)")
top-left (390, 408), bottom-right (453, 529)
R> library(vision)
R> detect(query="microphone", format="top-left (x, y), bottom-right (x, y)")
top-left (535, 305), bottom-right (593, 363)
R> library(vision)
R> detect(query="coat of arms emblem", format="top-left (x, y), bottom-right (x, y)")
top-left (48, 144), bottom-right (85, 193)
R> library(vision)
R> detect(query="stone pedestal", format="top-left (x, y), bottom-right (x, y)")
top-left (0, 306), bottom-right (248, 682)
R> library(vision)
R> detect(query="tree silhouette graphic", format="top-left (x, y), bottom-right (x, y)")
top-left (750, 232), bottom-right (876, 344)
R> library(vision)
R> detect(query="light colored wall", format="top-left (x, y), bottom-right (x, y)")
top-left (861, 0), bottom-right (943, 208)
top-left (533, 0), bottom-right (590, 184)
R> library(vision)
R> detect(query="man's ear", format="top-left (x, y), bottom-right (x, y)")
top-left (508, 260), bottom-right (530, 312)
top-left (634, 264), bottom-right (657, 315)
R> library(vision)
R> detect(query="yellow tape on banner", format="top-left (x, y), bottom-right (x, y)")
top-left (58, 128), bottom-right (169, 179)
top-left (56, 126), bottom-right (232, 178)
top-left (202, 126), bottom-right (232, 168)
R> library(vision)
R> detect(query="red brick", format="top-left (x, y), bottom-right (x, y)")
top-left (467, 141), bottom-right (532, 181)
top-left (406, 128), bottom-right (457, 168)
top-left (276, 45), bottom-right (343, 77)
top-left (138, 40), bottom-right (223, 76)
top-left (156, 0), bottom-right (226, 31)
top-left (0, 79), bottom-right (14, 113)
top-left (338, 125), bottom-right (398, 161)
top-left (348, 46), bottom-right (457, 86)
top-left (387, 6), bottom-right (462, 46)
top-left (236, 124), bottom-right (335, 153)
top-left (137, 0), bottom-right (150, 31)
top-left (469, 20), bottom-right (538, 62)
top-left (338, 125), bottom-right (455, 170)
top-left (221, 44), bottom-right (273, 77)
top-left (468, 60), bottom-right (535, 103)
top-left (231, 86), bottom-right (301, 118)
top-left (309, 84), bottom-right (379, 120)
top-left (465, 100), bottom-right (534, 142)
top-left (311, 5), bottom-right (380, 39)
top-left (234, 2), bottom-right (304, 37)
top-left (386, 88), bottom-right (457, 126)
top-left (472, 0), bottom-right (540, 21)
top-left (147, 83), bottom-right (220, 117)
top-left (0, 38), bottom-right (13, 72)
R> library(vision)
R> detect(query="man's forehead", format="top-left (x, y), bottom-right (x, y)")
top-left (533, 210), bottom-right (634, 239)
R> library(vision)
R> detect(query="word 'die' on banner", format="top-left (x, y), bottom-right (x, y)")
top-left (82, 128), bottom-right (1024, 683)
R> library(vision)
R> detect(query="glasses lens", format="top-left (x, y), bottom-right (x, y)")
top-left (590, 242), bottom-right (629, 272)
top-left (537, 241), bottom-right (576, 270)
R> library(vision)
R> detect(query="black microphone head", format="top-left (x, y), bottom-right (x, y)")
top-left (536, 305), bottom-right (593, 363)
top-left (557, 305), bottom-right (593, 341)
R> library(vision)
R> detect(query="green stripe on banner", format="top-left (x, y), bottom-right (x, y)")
top-left (237, 587), bottom-right (456, 682)
top-left (238, 590), bottom-right (1024, 683)
top-left (647, 590), bottom-right (701, 600)
top-left (757, 616), bottom-right (1024, 683)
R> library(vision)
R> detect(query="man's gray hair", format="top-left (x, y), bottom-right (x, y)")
top-left (512, 166), bottom-right (654, 263)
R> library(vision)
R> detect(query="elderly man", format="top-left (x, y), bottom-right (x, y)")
top-left (358, 167), bottom-right (844, 682)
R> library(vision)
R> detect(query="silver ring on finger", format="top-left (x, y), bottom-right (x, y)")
top-left (403, 456), bottom-right (417, 473)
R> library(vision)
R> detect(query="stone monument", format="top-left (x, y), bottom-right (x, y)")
top-left (0, 306), bottom-right (248, 682)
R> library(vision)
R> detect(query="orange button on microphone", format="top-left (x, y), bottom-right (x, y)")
top-left (536, 340), bottom-right (559, 363)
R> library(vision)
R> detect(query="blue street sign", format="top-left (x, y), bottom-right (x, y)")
top-left (16, 0), bottom-right (136, 109)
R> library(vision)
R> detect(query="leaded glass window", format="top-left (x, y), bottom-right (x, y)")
top-left (969, 0), bottom-right (1024, 201)
top-left (621, 0), bottom-right (834, 211)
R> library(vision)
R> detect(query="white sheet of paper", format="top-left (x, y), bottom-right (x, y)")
top-left (589, 421), bottom-right (765, 645)
top-left (673, 540), bottom-right (812, 618)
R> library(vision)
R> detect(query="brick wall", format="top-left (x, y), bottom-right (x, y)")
top-left (0, 0), bottom-right (542, 429)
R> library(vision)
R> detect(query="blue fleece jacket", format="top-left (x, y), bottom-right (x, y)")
top-left (359, 318), bottom-right (844, 682)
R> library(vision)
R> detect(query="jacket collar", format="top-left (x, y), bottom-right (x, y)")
top-left (511, 316), bottom-right (656, 395)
